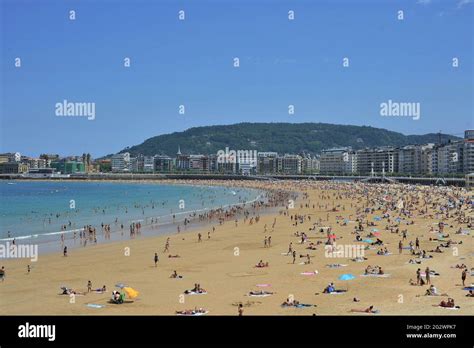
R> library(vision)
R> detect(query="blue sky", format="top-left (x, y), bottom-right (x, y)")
top-left (1, 0), bottom-right (473, 157)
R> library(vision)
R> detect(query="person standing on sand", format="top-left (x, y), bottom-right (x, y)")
top-left (287, 242), bottom-right (293, 255)
top-left (399, 240), bottom-right (403, 254)
top-left (416, 268), bottom-right (421, 285)
top-left (268, 236), bottom-right (272, 247)
top-left (154, 253), bottom-right (159, 267)
top-left (238, 303), bottom-right (243, 316)
top-left (63, 246), bottom-right (68, 257)
top-left (198, 233), bottom-right (202, 243)
top-left (425, 267), bottom-right (430, 285)
top-left (461, 269), bottom-right (467, 286)
top-left (87, 280), bottom-right (92, 293)
top-left (264, 236), bottom-right (268, 248)
top-left (292, 251), bottom-right (296, 264)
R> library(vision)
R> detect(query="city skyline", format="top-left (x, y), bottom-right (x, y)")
top-left (1, 0), bottom-right (473, 157)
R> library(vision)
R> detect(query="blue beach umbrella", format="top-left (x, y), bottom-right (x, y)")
top-left (338, 273), bottom-right (356, 291)
top-left (339, 274), bottom-right (356, 281)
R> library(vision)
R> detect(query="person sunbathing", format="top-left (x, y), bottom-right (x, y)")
top-left (281, 298), bottom-right (300, 306)
top-left (377, 248), bottom-right (389, 255)
top-left (322, 282), bottom-right (347, 294)
top-left (168, 254), bottom-right (181, 258)
top-left (349, 305), bottom-right (378, 313)
top-left (249, 290), bottom-right (273, 296)
top-left (466, 290), bottom-right (474, 297)
top-left (93, 285), bottom-right (107, 293)
top-left (429, 246), bottom-right (443, 253)
top-left (409, 259), bottom-right (422, 264)
top-left (255, 260), bottom-right (269, 268)
top-left (170, 270), bottom-right (182, 279)
top-left (176, 307), bottom-right (207, 315)
top-left (371, 238), bottom-right (384, 246)
top-left (439, 298), bottom-right (455, 308)
top-left (425, 285), bottom-right (448, 296)
top-left (327, 263), bottom-right (343, 268)
top-left (60, 287), bottom-right (84, 295)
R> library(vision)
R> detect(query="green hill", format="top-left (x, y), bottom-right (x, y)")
top-left (116, 123), bottom-right (460, 157)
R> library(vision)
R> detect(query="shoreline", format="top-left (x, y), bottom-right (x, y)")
top-left (0, 179), bottom-right (298, 257)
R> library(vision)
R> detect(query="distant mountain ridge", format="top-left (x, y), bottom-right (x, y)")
top-left (114, 123), bottom-right (460, 157)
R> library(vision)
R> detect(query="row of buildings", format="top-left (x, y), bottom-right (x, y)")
top-left (319, 130), bottom-right (474, 176)
top-left (1, 130), bottom-right (473, 177)
top-left (0, 153), bottom-right (92, 174)
top-left (110, 148), bottom-right (320, 175)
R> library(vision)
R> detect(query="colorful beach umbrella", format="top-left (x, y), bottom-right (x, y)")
top-left (338, 274), bottom-right (355, 281)
top-left (123, 287), bottom-right (139, 299)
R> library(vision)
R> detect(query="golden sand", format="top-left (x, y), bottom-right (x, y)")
top-left (0, 180), bottom-right (472, 315)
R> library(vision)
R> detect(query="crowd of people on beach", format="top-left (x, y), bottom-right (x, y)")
top-left (2, 179), bottom-right (472, 316)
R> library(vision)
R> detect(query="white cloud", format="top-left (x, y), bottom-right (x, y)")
top-left (457, 0), bottom-right (473, 9)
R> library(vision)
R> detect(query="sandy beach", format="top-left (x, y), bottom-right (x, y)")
top-left (0, 180), bottom-right (472, 315)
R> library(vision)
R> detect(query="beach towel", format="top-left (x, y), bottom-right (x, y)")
top-left (360, 274), bottom-right (391, 278)
top-left (300, 271), bottom-right (318, 276)
top-left (362, 239), bottom-right (373, 243)
top-left (326, 264), bottom-right (347, 268)
top-left (176, 311), bottom-right (209, 316)
top-left (86, 304), bottom-right (105, 309)
top-left (462, 286), bottom-right (474, 291)
top-left (377, 253), bottom-right (393, 256)
top-left (421, 272), bottom-right (439, 277)
top-left (437, 306), bottom-right (460, 310)
top-left (256, 284), bottom-right (271, 287)
top-left (328, 290), bottom-right (347, 295)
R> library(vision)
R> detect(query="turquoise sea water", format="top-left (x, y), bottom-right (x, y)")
top-left (0, 181), bottom-right (263, 242)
